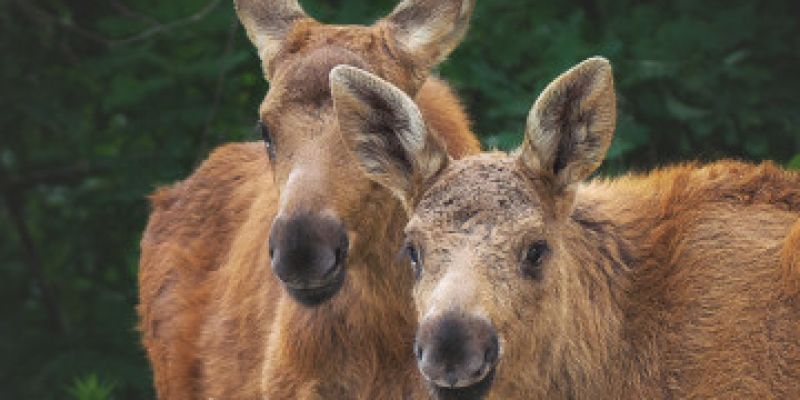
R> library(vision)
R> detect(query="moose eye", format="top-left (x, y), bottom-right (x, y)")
top-left (521, 241), bottom-right (549, 280)
top-left (405, 242), bottom-right (422, 280)
top-left (256, 121), bottom-right (275, 160)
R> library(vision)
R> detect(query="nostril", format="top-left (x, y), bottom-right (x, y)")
top-left (334, 246), bottom-right (345, 266)
top-left (320, 247), bottom-right (345, 281)
top-left (483, 337), bottom-right (500, 366)
top-left (484, 346), bottom-right (495, 365)
top-left (414, 342), bottom-right (423, 361)
top-left (471, 367), bottom-right (484, 380)
top-left (336, 234), bottom-right (349, 264)
top-left (445, 371), bottom-right (458, 388)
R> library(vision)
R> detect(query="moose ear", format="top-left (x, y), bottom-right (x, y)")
top-left (382, 0), bottom-right (476, 70)
top-left (519, 57), bottom-right (616, 193)
top-left (331, 65), bottom-right (449, 212)
top-left (234, 0), bottom-right (311, 67)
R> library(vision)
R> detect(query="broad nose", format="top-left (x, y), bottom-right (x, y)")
top-left (415, 311), bottom-right (500, 390)
top-left (268, 212), bottom-right (349, 290)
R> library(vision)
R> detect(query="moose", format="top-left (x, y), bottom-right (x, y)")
top-left (137, 0), bottom-right (480, 398)
top-left (331, 59), bottom-right (800, 399)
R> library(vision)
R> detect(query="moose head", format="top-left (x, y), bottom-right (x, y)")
top-left (235, 0), bottom-right (476, 305)
top-left (332, 58), bottom-right (618, 399)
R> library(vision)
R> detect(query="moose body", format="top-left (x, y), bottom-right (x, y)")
top-left (137, 0), bottom-right (480, 398)
top-left (331, 60), bottom-right (800, 399)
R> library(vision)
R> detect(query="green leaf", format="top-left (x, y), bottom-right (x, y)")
top-left (664, 93), bottom-right (710, 121)
top-left (483, 131), bottom-right (523, 151)
top-left (67, 374), bottom-right (116, 400)
top-left (788, 155), bottom-right (800, 170)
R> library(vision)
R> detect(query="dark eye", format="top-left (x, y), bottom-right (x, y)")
top-left (406, 242), bottom-right (422, 280)
top-left (521, 241), bottom-right (548, 280)
top-left (256, 121), bottom-right (275, 160)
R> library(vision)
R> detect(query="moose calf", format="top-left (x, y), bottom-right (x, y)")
top-left (138, 0), bottom-right (480, 398)
top-left (331, 59), bottom-right (800, 399)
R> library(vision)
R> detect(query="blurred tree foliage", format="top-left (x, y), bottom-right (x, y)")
top-left (1, 0), bottom-right (798, 398)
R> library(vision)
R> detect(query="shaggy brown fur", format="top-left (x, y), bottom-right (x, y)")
top-left (137, 1), bottom-right (479, 399)
top-left (336, 58), bottom-right (800, 399)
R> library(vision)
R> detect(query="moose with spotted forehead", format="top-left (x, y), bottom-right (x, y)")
top-left (138, 0), bottom-right (480, 398)
top-left (331, 58), bottom-right (800, 399)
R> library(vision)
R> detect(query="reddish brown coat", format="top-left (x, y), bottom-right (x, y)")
top-left (138, 0), bottom-right (479, 398)
top-left (333, 58), bottom-right (800, 399)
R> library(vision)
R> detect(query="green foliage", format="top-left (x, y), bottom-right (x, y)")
top-left (445, 0), bottom-right (800, 172)
top-left (1, 0), bottom-right (798, 398)
top-left (67, 374), bottom-right (116, 400)
top-left (789, 155), bottom-right (800, 170)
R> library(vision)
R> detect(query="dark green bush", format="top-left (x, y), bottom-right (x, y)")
top-left (2, 1), bottom-right (798, 398)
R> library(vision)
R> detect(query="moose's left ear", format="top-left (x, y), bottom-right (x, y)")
top-left (331, 65), bottom-right (449, 212)
top-left (519, 57), bottom-right (617, 192)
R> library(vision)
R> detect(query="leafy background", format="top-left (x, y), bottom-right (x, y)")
top-left (2, 0), bottom-right (798, 398)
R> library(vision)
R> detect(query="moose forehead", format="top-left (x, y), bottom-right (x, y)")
top-left (268, 46), bottom-right (369, 109)
top-left (266, 25), bottom-right (415, 108)
top-left (413, 155), bottom-right (544, 231)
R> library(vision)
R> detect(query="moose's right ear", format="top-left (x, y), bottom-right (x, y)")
top-left (382, 0), bottom-right (476, 71)
top-left (234, 0), bottom-right (312, 68)
top-left (331, 65), bottom-right (449, 212)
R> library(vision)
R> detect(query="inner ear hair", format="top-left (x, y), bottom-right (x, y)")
top-left (234, 0), bottom-right (311, 67)
top-left (330, 65), bottom-right (449, 212)
top-left (383, 0), bottom-right (476, 70)
top-left (521, 57), bottom-right (617, 193)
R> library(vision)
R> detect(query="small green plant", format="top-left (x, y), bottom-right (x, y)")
top-left (67, 374), bottom-right (116, 400)
top-left (789, 154), bottom-right (800, 170)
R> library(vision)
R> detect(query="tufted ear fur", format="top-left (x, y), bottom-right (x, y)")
top-left (330, 65), bottom-right (449, 212)
top-left (519, 57), bottom-right (617, 199)
top-left (382, 0), bottom-right (476, 70)
top-left (234, 0), bottom-right (311, 67)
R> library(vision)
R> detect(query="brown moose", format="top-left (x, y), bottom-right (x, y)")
top-left (137, 0), bottom-right (480, 398)
top-left (331, 59), bottom-right (800, 399)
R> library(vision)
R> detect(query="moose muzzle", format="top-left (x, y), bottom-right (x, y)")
top-left (269, 211), bottom-right (349, 306)
top-left (415, 310), bottom-right (500, 400)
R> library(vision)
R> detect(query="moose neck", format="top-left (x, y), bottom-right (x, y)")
top-left (564, 161), bottom-right (800, 397)
top-left (346, 186), bottom-right (417, 317)
top-left (495, 189), bottom-right (655, 399)
top-left (533, 201), bottom-right (641, 398)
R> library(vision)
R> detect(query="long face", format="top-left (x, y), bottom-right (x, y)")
top-left (260, 30), bottom-right (404, 306)
top-left (407, 156), bottom-right (560, 399)
top-left (235, 0), bottom-right (475, 306)
top-left (332, 58), bottom-right (617, 399)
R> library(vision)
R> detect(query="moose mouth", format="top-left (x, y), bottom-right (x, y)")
top-left (283, 264), bottom-right (346, 307)
top-left (429, 368), bottom-right (496, 400)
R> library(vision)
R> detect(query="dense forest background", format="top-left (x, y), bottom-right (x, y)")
top-left (2, 0), bottom-right (799, 398)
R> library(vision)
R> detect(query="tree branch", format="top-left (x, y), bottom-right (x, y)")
top-left (0, 164), bottom-right (67, 335)
top-left (14, 0), bottom-right (225, 48)
top-left (110, 0), bottom-right (161, 26)
top-left (105, 0), bottom-right (225, 47)
top-left (1, 163), bottom-right (109, 193)
top-left (198, 16), bottom-right (240, 160)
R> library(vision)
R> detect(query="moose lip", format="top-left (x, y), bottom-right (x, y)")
top-left (283, 266), bottom-right (346, 307)
top-left (429, 368), bottom-right (496, 400)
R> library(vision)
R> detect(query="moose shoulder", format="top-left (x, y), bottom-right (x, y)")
top-left (332, 60), bottom-right (800, 400)
top-left (137, 0), bottom-right (479, 399)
